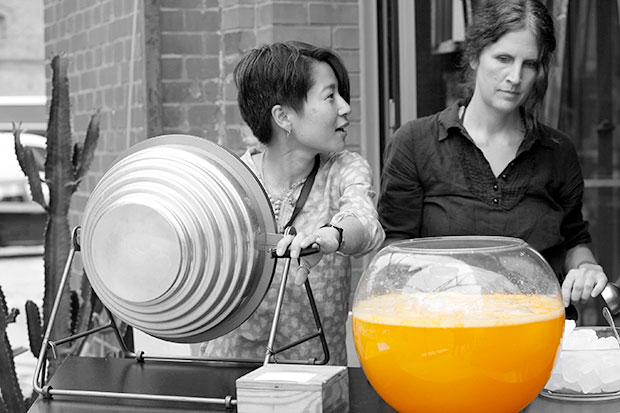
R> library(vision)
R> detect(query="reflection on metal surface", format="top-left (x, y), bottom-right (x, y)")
top-left (81, 135), bottom-right (277, 343)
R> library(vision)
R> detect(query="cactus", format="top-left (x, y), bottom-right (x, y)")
top-left (14, 54), bottom-right (101, 376)
top-left (24, 301), bottom-right (42, 359)
top-left (25, 272), bottom-right (95, 360)
top-left (0, 285), bottom-right (26, 413)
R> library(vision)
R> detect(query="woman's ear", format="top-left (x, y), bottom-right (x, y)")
top-left (271, 105), bottom-right (292, 134)
top-left (469, 57), bottom-right (479, 70)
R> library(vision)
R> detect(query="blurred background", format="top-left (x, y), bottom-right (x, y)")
top-left (0, 0), bottom-right (618, 399)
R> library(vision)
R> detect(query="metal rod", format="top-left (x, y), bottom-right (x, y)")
top-left (104, 306), bottom-right (132, 356)
top-left (274, 332), bottom-right (320, 354)
top-left (303, 278), bottom-right (329, 364)
top-left (45, 388), bottom-right (237, 406)
top-left (33, 227), bottom-right (80, 394)
top-left (51, 322), bottom-right (116, 346)
top-left (264, 254), bottom-right (292, 365)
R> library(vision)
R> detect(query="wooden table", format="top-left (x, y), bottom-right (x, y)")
top-left (27, 356), bottom-right (620, 412)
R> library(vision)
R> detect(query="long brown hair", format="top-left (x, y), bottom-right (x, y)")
top-left (460, 0), bottom-right (556, 133)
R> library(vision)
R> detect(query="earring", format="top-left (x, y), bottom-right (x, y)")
top-left (286, 129), bottom-right (291, 137)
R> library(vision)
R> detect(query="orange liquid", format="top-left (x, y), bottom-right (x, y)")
top-left (353, 293), bottom-right (564, 413)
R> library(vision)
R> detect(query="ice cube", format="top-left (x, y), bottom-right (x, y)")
top-left (544, 373), bottom-right (563, 391)
top-left (606, 336), bottom-right (620, 349)
top-left (562, 354), bottom-right (595, 383)
top-left (563, 328), bottom-right (598, 350)
top-left (579, 370), bottom-right (603, 394)
top-left (592, 337), bottom-right (620, 350)
top-left (562, 359), bottom-right (583, 383)
top-left (550, 356), bottom-right (564, 376)
top-left (561, 380), bottom-right (582, 393)
top-left (597, 361), bottom-right (620, 384)
top-left (602, 378), bottom-right (620, 393)
top-left (564, 319), bottom-right (577, 337)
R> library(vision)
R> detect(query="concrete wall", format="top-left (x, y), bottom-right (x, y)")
top-left (0, 0), bottom-right (45, 96)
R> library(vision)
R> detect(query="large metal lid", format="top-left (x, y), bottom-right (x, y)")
top-left (81, 135), bottom-right (277, 343)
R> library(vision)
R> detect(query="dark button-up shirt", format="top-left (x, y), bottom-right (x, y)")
top-left (378, 101), bottom-right (591, 279)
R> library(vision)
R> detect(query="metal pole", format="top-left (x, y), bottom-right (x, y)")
top-left (264, 255), bottom-right (293, 365)
top-left (33, 227), bottom-right (80, 394)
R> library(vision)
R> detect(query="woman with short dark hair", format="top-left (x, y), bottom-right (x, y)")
top-left (201, 41), bottom-right (384, 365)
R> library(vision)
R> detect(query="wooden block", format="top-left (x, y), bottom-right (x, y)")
top-left (236, 364), bottom-right (349, 413)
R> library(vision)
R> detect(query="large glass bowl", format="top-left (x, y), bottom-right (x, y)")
top-left (352, 236), bottom-right (565, 413)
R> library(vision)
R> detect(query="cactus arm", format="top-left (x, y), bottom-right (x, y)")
top-left (46, 55), bottom-right (76, 208)
top-left (72, 142), bottom-right (82, 177)
top-left (22, 150), bottom-right (48, 210)
top-left (0, 286), bottom-right (26, 413)
top-left (13, 128), bottom-right (25, 172)
top-left (75, 109), bottom-right (101, 183)
top-left (14, 132), bottom-right (48, 209)
top-left (25, 301), bottom-right (43, 359)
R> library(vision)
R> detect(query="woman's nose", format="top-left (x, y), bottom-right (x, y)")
top-left (506, 63), bottom-right (522, 85)
top-left (338, 96), bottom-right (351, 117)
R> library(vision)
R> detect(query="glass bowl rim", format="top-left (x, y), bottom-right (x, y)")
top-left (387, 236), bottom-right (528, 253)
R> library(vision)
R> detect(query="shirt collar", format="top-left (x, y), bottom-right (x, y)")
top-left (438, 99), bottom-right (556, 149)
top-left (437, 100), bottom-right (464, 142)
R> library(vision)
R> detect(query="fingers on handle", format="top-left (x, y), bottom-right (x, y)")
top-left (276, 234), bottom-right (295, 256)
top-left (591, 273), bottom-right (608, 297)
top-left (295, 261), bottom-right (310, 285)
top-left (581, 276), bottom-right (596, 302)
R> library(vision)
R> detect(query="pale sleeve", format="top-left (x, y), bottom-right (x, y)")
top-left (330, 152), bottom-right (385, 257)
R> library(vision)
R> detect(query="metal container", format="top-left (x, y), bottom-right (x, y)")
top-left (81, 135), bottom-right (277, 343)
top-left (602, 282), bottom-right (620, 315)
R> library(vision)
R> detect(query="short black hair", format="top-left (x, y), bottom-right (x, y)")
top-left (234, 41), bottom-right (350, 145)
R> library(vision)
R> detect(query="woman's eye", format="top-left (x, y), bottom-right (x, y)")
top-left (524, 61), bottom-right (538, 69)
top-left (497, 55), bottom-right (510, 63)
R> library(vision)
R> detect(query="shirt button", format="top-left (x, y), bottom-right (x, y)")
top-left (493, 183), bottom-right (499, 191)
top-left (493, 198), bottom-right (499, 204)
top-left (501, 174), bottom-right (508, 180)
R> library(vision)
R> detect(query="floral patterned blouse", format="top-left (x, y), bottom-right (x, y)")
top-left (200, 148), bottom-right (385, 365)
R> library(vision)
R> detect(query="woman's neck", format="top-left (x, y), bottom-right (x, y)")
top-left (261, 148), bottom-right (315, 197)
top-left (462, 98), bottom-right (524, 147)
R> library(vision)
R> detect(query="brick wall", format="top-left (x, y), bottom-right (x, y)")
top-left (44, 0), bottom-right (149, 233)
top-left (158, 0), bottom-right (361, 155)
top-left (43, 0), bottom-right (361, 207)
top-left (43, 0), bottom-right (364, 290)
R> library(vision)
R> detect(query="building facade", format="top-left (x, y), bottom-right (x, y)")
top-left (0, 0), bottom-right (46, 131)
top-left (39, 0), bottom-right (620, 325)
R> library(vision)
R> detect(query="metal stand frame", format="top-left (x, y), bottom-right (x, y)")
top-left (33, 226), bottom-right (330, 409)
